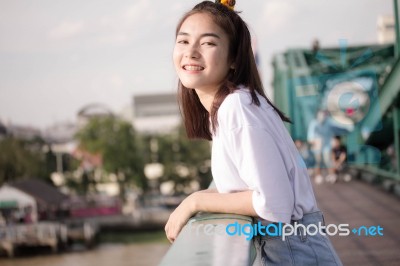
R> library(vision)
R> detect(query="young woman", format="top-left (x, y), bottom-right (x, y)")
top-left (165, 1), bottom-right (343, 265)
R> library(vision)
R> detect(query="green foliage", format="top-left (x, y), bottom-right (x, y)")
top-left (148, 124), bottom-right (212, 194)
top-left (0, 137), bottom-right (49, 184)
top-left (75, 116), bottom-right (146, 189)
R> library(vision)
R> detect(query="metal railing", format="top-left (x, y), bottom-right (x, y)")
top-left (159, 211), bottom-right (259, 266)
top-left (0, 222), bottom-right (68, 257)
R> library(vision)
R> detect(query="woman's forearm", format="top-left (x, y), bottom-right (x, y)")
top-left (165, 190), bottom-right (259, 243)
top-left (191, 190), bottom-right (258, 217)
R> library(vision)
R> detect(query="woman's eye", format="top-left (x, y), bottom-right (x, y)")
top-left (177, 40), bottom-right (188, 44)
top-left (202, 42), bottom-right (216, 46)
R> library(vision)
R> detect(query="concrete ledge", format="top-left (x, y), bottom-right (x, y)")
top-left (348, 165), bottom-right (400, 197)
top-left (394, 183), bottom-right (400, 197)
top-left (382, 179), bottom-right (396, 192)
top-left (159, 212), bottom-right (257, 266)
top-left (360, 171), bottom-right (378, 183)
top-left (347, 167), bottom-right (361, 180)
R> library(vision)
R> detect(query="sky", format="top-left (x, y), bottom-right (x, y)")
top-left (0, 0), bottom-right (394, 130)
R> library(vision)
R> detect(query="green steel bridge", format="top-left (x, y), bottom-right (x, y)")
top-left (272, 1), bottom-right (400, 183)
top-left (272, 40), bottom-right (399, 182)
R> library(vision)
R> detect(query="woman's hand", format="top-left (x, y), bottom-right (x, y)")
top-left (165, 193), bottom-right (197, 243)
top-left (165, 189), bottom-right (258, 243)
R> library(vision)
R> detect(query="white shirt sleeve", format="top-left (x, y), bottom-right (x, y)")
top-left (227, 125), bottom-right (295, 223)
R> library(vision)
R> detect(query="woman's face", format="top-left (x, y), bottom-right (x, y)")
top-left (173, 13), bottom-right (232, 94)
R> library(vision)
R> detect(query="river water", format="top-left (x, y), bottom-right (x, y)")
top-left (0, 242), bottom-right (170, 266)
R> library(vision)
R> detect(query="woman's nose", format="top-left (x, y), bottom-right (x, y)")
top-left (185, 44), bottom-right (200, 59)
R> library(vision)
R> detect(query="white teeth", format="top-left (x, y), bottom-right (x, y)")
top-left (184, 65), bottom-right (204, 71)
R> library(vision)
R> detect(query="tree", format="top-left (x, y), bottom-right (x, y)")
top-left (153, 124), bottom-right (212, 194)
top-left (0, 137), bottom-right (49, 185)
top-left (75, 116), bottom-right (146, 191)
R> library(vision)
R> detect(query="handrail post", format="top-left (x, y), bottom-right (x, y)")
top-left (394, 0), bottom-right (400, 58)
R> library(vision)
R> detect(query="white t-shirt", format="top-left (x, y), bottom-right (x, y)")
top-left (211, 87), bottom-right (319, 223)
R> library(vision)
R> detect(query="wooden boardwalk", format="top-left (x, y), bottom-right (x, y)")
top-left (313, 179), bottom-right (400, 266)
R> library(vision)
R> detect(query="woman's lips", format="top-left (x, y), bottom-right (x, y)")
top-left (182, 64), bottom-right (205, 71)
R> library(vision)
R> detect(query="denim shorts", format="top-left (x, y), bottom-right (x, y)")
top-left (255, 211), bottom-right (343, 266)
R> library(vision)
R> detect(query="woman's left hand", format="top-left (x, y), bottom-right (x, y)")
top-left (165, 193), bottom-right (197, 243)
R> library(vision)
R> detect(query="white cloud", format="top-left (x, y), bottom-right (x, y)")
top-left (96, 32), bottom-right (130, 46)
top-left (109, 74), bottom-right (124, 88)
top-left (89, 0), bottom-right (155, 47)
top-left (124, 0), bottom-right (152, 24)
top-left (261, 1), bottom-right (296, 35)
top-left (48, 21), bottom-right (85, 40)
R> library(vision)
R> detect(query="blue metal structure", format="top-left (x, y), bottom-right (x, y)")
top-left (272, 41), bottom-right (399, 180)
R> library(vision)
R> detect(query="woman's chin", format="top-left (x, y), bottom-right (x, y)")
top-left (180, 81), bottom-right (197, 89)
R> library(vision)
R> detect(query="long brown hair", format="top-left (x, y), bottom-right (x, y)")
top-left (176, 1), bottom-right (290, 141)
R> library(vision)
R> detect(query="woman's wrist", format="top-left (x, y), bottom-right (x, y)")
top-left (188, 191), bottom-right (203, 214)
top-left (183, 192), bottom-right (197, 215)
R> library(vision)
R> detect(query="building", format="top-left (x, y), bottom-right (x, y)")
top-left (7, 124), bottom-right (42, 141)
top-left (76, 103), bottom-right (114, 130)
top-left (378, 15), bottom-right (395, 44)
top-left (0, 185), bottom-right (38, 223)
top-left (133, 92), bottom-right (181, 134)
top-left (43, 121), bottom-right (77, 144)
top-left (11, 179), bottom-right (69, 220)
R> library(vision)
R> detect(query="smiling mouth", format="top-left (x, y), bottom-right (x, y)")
top-left (183, 65), bottom-right (205, 71)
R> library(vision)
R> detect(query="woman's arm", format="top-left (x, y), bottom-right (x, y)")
top-left (338, 151), bottom-right (347, 165)
top-left (164, 190), bottom-right (257, 243)
top-left (193, 190), bottom-right (258, 216)
top-left (196, 188), bottom-right (219, 193)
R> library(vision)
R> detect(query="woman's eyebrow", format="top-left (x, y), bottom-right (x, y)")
top-left (177, 32), bottom-right (221, 39)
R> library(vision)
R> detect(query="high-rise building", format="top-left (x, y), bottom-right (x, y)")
top-left (133, 92), bottom-right (181, 134)
top-left (377, 15), bottom-right (395, 44)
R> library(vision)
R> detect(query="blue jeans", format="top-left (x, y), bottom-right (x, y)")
top-left (256, 211), bottom-right (343, 265)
